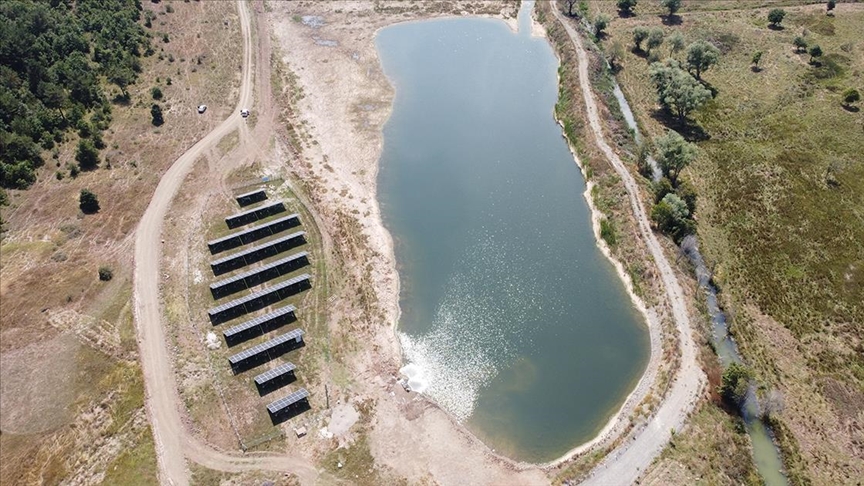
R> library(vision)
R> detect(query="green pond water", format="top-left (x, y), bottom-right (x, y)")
top-left (376, 3), bottom-right (650, 462)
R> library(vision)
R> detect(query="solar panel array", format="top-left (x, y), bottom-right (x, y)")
top-left (211, 251), bottom-right (309, 293)
top-left (267, 388), bottom-right (310, 414)
top-left (208, 213), bottom-right (300, 248)
top-left (254, 362), bottom-right (297, 386)
top-left (207, 190), bottom-right (312, 424)
top-left (210, 231), bottom-right (305, 267)
top-left (208, 274), bottom-right (310, 317)
top-left (229, 328), bottom-right (305, 365)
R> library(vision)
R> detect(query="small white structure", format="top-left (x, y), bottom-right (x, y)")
top-left (240, 108), bottom-right (250, 118)
top-left (197, 105), bottom-right (207, 114)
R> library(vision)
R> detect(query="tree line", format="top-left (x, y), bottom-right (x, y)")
top-left (0, 0), bottom-right (150, 189)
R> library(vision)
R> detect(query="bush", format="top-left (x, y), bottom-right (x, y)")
top-left (661, 0), bottom-right (681, 16)
top-left (651, 193), bottom-right (694, 242)
top-left (79, 189), bottom-right (100, 214)
top-left (793, 36), bottom-right (808, 53)
top-left (75, 139), bottom-right (100, 170)
top-left (151, 104), bottom-right (165, 126)
top-left (600, 218), bottom-right (618, 246)
top-left (719, 362), bottom-right (753, 409)
top-left (594, 15), bottom-right (610, 37)
top-left (616, 0), bottom-right (637, 15)
top-left (98, 266), bottom-right (113, 281)
top-left (842, 88), bottom-right (860, 106)
top-left (633, 26), bottom-right (649, 51)
top-left (151, 87), bottom-right (164, 100)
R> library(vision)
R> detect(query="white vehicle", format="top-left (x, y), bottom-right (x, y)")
top-left (240, 108), bottom-right (250, 118)
top-left (197, 105), bottom-right (207, 114)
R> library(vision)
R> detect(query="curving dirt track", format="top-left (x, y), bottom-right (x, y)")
top-left (547, 3), bottom-right (706, 485)
top-left (131, 2), bottom-right (316, 484)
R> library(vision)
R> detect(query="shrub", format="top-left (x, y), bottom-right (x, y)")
top-left (151, 87), bottom-right (164, 100)
top-left (633, 26), bottom-right (649, 51)
top-left (793, 36), bottom-right (807, 53)
top-left (79, 189), bottom-right (100, 214)
top-left (719, 363), bottom-right (753, 408)
top-left (661, 0), bottom-right (681, 16)
top-left (75, 139), bottom-right (100, 170)
top-left (600, 218), bottom-right (618, 246)
top-left (98, 266), bottom-right (113, 281)
top-left (842, 88), bottom-right (860, 106)
top-left (151, 104), bottom-right (165, 126)
top-left (809, 45), bottom-right (823, 63)
top-left (594, 15), bottom-right (610, 37)
top-left (651, 193), bottom-right (694, 242)
top-left (617, 0), bottom-right (637, 15)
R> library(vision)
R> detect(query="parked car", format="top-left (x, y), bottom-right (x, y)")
top-left (197, 105), bottom-right (207, 114)
top-left (240, 108), bottom-right (250, 118)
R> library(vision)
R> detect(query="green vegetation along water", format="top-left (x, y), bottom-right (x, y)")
top-left (376, 5), bottom-right (650, 462)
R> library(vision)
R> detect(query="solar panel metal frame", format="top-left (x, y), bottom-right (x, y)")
top-left (207, 214), bottom-right (300, 247)
top-left (267, 388), bottom-right (310, 414)
top-left (254, 362), bottom-right (297, 386)
top-left (226, 200), bottom-right (284, 221)
top-left (222, 305), bottom-right (296, 339)
top-left (207, 274), bottom-right (310, 317)
top-left (228, 328), bottom-right (305, 365)
top-left (210, 252), bottom-right (309, 291)
top-left (210, 231), bottom-right (305, 267)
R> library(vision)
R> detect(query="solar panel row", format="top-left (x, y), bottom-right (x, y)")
top-left (210, 231), bottom-right (306, 276)
top-left (226, 201), bottom-right (286, 229)
top-left (222, 305), bottom-right (297, 347)
top-left (235, 189), bottom-right (267, 207)
top-left (207, 214), bottom-right (300, 255)
top-left (207, 273), bottom-right (311, 325)
top-left (210, 252), bottom-right (310, 300)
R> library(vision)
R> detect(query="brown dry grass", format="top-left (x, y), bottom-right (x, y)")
top-left (0, 1), bottom-right (244, 483)
top-left (585, 0), bottom-right (864, 483)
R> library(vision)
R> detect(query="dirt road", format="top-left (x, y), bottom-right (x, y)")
top-left (131, 2), bottom-right (316, 484)
top-left (547, 3), bottom-right (706, 485)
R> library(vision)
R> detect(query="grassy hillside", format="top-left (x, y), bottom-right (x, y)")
top-left (588, 1), bottom-right (863, 483)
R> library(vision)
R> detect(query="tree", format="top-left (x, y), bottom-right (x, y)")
top-left (843, 88), bottom-right (861, 107)
top-left (751, 51), bottom-right (763, 71)
top-left (767, 8), bottom-right (786, 28)
top-left (79, 189), bottom-right (100, 214)
top-left (651, 193), bottom-right (693, 241)
top-left (594, 14), bottom-right (610, 37)
top-left (563, 0), bottom-right (579, 17)
top-left (617, 0), bottom-right (637, 15)
top-left (75, 139), bottom-right (100, 170)
top-left (685, 40), bottom-right (720, 79)
top-left (650, 60), bottom-right (712, 123)
top-left (653, 129), bottom-right (697, 185)
top-left (719, 363), bottom-right (753, 408)
top-left (793, 36), bottom-right (808, 53)
top-left (646, 28), bottom-right (665, 54)
top-left (669, 32), bottom-right (685, 55)
top-left (827, 0), bottom-right (836, 14)
top-left (98, 266), bottom-right (113, 281)
top-left (151, 86), bottom-right (163, 100)
top-left (809, 44), bottom-right (823, 63)
top-left (661, 0), bottom-right (682, 16)
top-left (151, 104), bottom-right (164, 126)
top-left (633, 26), bottom-right (650, 51)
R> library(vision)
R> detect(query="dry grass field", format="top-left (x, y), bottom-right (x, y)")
top-left (582, 0), bottom-right (864, 483)
top-left (0, 1), bottom-right (243, 483)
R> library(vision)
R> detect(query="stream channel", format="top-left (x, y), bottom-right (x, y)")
top-left (607, 41), bottom-right (788, 485)
top-left (376, 1), bottom-right (650, 462)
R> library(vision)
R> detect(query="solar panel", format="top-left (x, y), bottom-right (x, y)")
top-left (228, 328), bottom-right (305, 365)
top-left (222, 305), bottom-right (296, 338)
top-left (210, 252), bottom-right (309, 291)
top-left (267, 388), bottom-right (310, 414)
top-left (207, 274), bottom-right (311, 316)
top-left (254, 362), bottom-right (297, 385)
top-left (227, 200), bottom-right (284, 220)
top-left (236, 189), bottom-right (266, 199)
top-left (210, 231), bottom-right (305, 267)
top-left (207, 214), bottom-right (299, 246)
